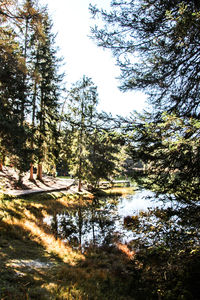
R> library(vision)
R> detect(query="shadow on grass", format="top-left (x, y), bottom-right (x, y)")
top-left (0, 192), bottom-right (140, 299)
top-left (0, 220), bottom-right (66, 299)
top-left (0, 194), bottom-right (82, 299)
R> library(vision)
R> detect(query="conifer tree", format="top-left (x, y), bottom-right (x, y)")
top-left (66, 76), bottom-right (98, 191)
top-left (90, 0), bottom-right (200, 118)
top-left (33, 14), bottom-right (65, 180)
top-left (65, 76), bottom-right (124, 190)
top-left (90, 0), bottom-right (200, 202)
top-left (0, 0), bottom-right (45, 180)
top-left (86, 129), bottom-right (124, 188)
top-left (0, 14), bottom-right (28, 176)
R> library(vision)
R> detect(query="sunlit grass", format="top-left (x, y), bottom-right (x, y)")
top-left (0, 191), bottom-right (137, 299)
top-left (96, 186), bottom-right (135, 197)
top-left (1, 194), bottom-right (84, 263)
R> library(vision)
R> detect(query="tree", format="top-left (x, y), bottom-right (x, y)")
top-left (65, 76), bottom-right (124, 190)
top-left (0, 0), bottom-right (44, 180)
top-left (17, 0), bottom-right (43, 125)
top-left (90, 3), bottom-right (200, 297)
top-left (0, 15), bottom-right (30, 178)
top-left (32, 14), bottom-right (65, 180)
top-left (66, 76), bottom-right (99, 191)
top-left (0, 0), bottom-right (64, 182)
top-left (90, 0), bottom-right (200, 118)
top-left (86, 129), bottom-right (125, 188)
top-left (124, 112), bottom-right (200, 202)
top-left (90, 0), bottom-right (200, 200)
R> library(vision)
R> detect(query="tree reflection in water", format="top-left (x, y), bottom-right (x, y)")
top-left (50, 196), bottom-right (121, 250)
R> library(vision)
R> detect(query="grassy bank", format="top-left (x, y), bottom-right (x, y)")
top-left (93, 186), bottom-right (135, 197)
top-left (1, 188), bottom-right (199, 299)
top-left (0, 189), bottom-right (137, 300)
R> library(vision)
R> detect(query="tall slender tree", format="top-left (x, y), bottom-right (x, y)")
top-left (0, 18), bottom-right (28, 176)
top-left (65, 76), bottom-right (125, 190)
top-left (0, 0), bottom-right (45, 181)
top-left (33, 14), bottom-right (65, 180)
top-left (0, 0), bottom-right (64, 183)
top-left (66, 76), bottom-right (98, 191)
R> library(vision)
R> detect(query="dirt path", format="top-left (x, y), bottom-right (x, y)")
top-left (0, 166), bottom-right (76, 196)
top-left (3, 179), bottom-right (75, 196)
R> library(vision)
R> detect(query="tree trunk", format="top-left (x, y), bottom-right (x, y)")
top-left (21, 16), bottom-right (29, 126)
top-left (29, 163), bottom-right (34, 180)
top-left (37, 163), bottom-right (42, 181)
top-left (91, 207), bottom-right (95, 246)
top-left (78, 178), bottom-right (82, 192)
top-left (0, 161), bottom-right (3, 171)
top-left (29, 49), bottom-right (39, 181)
top-left (78, 205), bottom-right (82, 250)
top-left (18, 170), bottom-right (23, 185)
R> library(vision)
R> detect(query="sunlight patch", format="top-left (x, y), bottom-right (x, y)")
top-left (6, 259), bottom-right (55, 270)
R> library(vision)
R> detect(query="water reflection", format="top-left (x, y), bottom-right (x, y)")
top-left (43, 190), bottom-right (163, 250)
top-left (45, 197), bottom-right (121, 249)
top-left (117, 189), bottom-right (162, 217)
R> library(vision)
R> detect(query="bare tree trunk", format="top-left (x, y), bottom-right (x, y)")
top-left (29, 78), bottom-right (37, 180)
top-left (29, 163), bottom-right (34, 180)
top-left (37, 163), bottom-right (42, 181)
top-left (78, 178), bottom-right (82, 192)
top-left (0, 153), bottom-right (6, 172)
top-left (21, 16), bottom-right (29, 126)
top-left (18, 170), bottom-right (23, 185)
top-left (77, 98), bottom-right (84, 192)
top-left (91, 207), bottom-right (95, 246)
top-left (78, 204), bottom-right (82, 250)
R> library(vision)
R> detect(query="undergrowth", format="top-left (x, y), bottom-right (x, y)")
top-left (1, 188), bottom-right (198, 299)
top-left (0, 189), bottom-right (137, 300)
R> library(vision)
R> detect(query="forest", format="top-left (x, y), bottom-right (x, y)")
top-left (0, 0), bottom-right (200, 299)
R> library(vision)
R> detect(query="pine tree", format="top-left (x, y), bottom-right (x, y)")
top-left (124, 112), bottom-right (200, 202)
top-left (86, 129), bottom-right (124, 188)
top-left (90, 0), bottom-right (200, 118)
top-left (0, 0), bottom-right (45, 180)
top-left (90, 0), bottom-right (200, 202)
top-left (0, 18), bottom-right (28, 175)
top-left (65, 76), bottom-right (124, 190)
top-left (33, 14), bottom-right (65, 180)
top-left (66, 76), bottom-right (98, 191)
top-left (0, 0), bottom-right (64, 182)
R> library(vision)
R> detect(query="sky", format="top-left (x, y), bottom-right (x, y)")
top-left (40, 0), bottom-right (147, 116)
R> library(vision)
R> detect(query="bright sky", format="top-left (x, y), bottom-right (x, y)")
top-left (40, 0), bottom-right (147, 116)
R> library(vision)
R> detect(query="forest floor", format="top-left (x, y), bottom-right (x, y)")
top-left (0, 166), bottom-right (80, 196)
top-left (0, 166), bottom-right (134, 197)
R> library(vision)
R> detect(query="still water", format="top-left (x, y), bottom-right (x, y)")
top-left (117, 189), bottom-right (164, 216)
top-left (44, 189), bottom-right (167, 249)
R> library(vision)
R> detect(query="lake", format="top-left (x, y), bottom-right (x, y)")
top-left (43, 189), bottom-right (170, 250)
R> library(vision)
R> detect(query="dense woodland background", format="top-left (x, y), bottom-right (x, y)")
top-left (0, 0), bottom-right (200, 299)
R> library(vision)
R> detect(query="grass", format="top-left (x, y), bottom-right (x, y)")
top-left (0, 189), bottom-right (138, 300)
top-left (94, 186), bottom-right (135, 197)
top-left (57, 175), bottom-right (71, 179)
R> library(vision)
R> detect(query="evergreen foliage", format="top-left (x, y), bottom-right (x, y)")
top-left (0, 2), bottom-right (32, 176)
top-left (33, 14), bottom-right (65, 178)
top-left (64, 76), bottom-right (124, 189)
top-left (125, 112), bottom-right (200, 202)
top-left (90, 0), bottom-right (200, 202)
top-left (90, 2), bottom-right (200, 297)
top-left (0, 1), bottom-right (65, 179)
top-left (90, 0), bottom-right (200, 118)
top-left (66, 76), bottom-right (99, 190)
